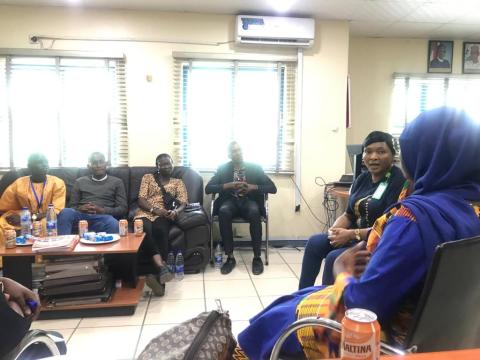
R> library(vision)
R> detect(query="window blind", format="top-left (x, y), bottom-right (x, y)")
top-left (390, 74), bottom-right (480, 135)
top-left (172, 58), bottom-right (296, 173)
top-left (0, 54), bottom-right (128, 168)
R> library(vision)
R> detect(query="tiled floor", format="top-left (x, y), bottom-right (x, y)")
top-left (32, 247), bottom-right (316, 360)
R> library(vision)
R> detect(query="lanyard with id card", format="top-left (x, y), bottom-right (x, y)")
top-left (372, 171), bottom-right (391, 200)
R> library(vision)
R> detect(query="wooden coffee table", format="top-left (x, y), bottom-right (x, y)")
top-left (0, 233), bottom-right (146, 320)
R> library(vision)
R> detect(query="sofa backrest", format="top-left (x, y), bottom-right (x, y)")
top-left (0, 166), bottom-right (204, 209)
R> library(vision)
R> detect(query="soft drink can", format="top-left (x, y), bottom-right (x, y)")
top-left (5, 229), bottom-right (17, 249)
top-left (32, 221), bottom-right (42, 237)
top-left (79, 220), bottom-right (88, 238)
top-left (119, 219), bottom-right (128, 236)
top-left (341, 308), bottom-right (380, 360)
top-left (134, 219), bottom-right (143, 236)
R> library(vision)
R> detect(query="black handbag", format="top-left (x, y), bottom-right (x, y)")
top-left (175, 205), bottom-right (208, 230)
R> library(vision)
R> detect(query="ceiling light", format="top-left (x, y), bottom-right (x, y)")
top-left (268, 0), bottom-right (297, 14)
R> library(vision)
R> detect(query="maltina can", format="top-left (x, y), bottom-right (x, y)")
top-left (341, 308), bottom-right (380, 360)
top-left (79, 220), bottom-right (88, 238)
top-left (119, 219), bottom-right (128, 236)
top-left (134, 219), bottom-right (143, 236)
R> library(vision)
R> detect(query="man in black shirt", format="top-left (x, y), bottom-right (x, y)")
top-left (58, 152), bottom-right (127, 235)
top-left (206, 142), bottom-right (277, 275)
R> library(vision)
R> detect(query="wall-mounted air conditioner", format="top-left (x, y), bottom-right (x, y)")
top-left (235, 15), bottom-right (315, 47)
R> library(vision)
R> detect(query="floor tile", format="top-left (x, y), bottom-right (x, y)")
top-left (247, 263), bottom-right (296, 279)
top-left (161, 279), bottom-right (204, 300)
top-left (31, 318), bottom-right (81, 330)
top-left (231, 320), bottom-right (250, 339)
top-left (204, 279), bottom-right (257, 298)
top-left (50, 328), bottom-right (75, 343)
top-left (252, 278), bottom-right (299, 296)
top-left (183, 271), bottom-right (204, 282)
top-left (67, 326), bottom-right (141, 360)
top-left (278, 249), bottom-right (305, 264)
top-left (135, 324), bottom-right (176, 358)
top-left (145, 298), bottom-right (205, 325)
top-left (78, 300), bottom-right (148, 328)
top-left (288, 262), bottom-right (302, 279)
top-left (204, 262), bottom-right (250, 280)
top-left (241, 250), bottom-right (285, 264)
top-left (206, 297), bottom-right (263, 321)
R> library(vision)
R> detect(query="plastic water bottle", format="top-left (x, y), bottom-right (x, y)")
top-left (167, 251), bottom-right (175, 273)
top-left (214, 243), bottom-right (223, 270)
top-left (175, 251), bottom-right (184, 281)
top-left (20, 207), bottom-right (31, 237)
top-left (46, 204), bottom-right (57, 237)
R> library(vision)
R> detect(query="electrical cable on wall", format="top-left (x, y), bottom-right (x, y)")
top-left (289, 176), bottom-right (329, 230)
top-left (29, 34), bottom-right (234, 49)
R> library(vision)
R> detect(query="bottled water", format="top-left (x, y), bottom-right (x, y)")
top-left (20, 207), bottom-right (31, 237)
top-left (214, 243), bottom-right (223, 270)
top-left (167, 251), bottom-right (175, 273)
top-left (175, 251), bottom-right (184, 281)
top-left (46, 204), bottom-right (57, 237)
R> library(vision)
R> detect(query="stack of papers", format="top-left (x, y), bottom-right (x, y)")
top-left (32, 235), bottom-right (79, 253)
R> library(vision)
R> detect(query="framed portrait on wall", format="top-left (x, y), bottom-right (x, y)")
top-left (428, 40), bottom-right (453, 73)
top-left (463, 42), bottom-right (480, 74)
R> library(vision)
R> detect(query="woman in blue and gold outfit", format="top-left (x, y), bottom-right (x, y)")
top-left (237, 107), bottom-right (480, 360)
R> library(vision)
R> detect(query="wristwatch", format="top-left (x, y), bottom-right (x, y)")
top-left (354, 229), bottom-right (361, 242)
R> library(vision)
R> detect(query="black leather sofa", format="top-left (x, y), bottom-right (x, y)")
top-left (0, 166), bottom-right (210, 273)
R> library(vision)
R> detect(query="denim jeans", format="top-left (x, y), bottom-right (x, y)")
top-left (57, 208), bottom-right (119, 235)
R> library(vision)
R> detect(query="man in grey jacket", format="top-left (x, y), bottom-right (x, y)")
top-left (58, 152), bottom-right (127, 235)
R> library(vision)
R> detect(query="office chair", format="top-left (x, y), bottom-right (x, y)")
top-left (210, 194), bottom-right (270, 265)
top-left (270, 235), bottom-right (480, 359)
top-left (3, 329), bottom-right (66, 360)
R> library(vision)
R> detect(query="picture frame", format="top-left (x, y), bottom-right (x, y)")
top-left (427, 40), bottom-right (453, 73)
top-left (462, 42), bottom-right (480, 74)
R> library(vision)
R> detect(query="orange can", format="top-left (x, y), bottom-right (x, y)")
top-left (341, 308), bottom-right (380, 360)
top-left (119, 219), bottom-right (128, 236)
top-left (5, 229), bottom-right (17, 249)
top-left (32, 221), bottom-right (42, 237)
top-left (134, 219), bottom-right (143, 236)
top-left (79, 220), bottom-right (88, 237)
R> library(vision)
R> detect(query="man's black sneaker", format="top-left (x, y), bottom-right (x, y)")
top-left (252, 257), bottom-right (264, 275)
top-left (221, 257), bottom-right (236, 275)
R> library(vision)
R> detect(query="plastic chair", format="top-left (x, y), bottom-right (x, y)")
top-left (270, 235), bottom-right (480, 359)
top-left (210, 194), bottom-right (270, 265)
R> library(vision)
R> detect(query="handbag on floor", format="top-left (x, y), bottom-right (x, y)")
top-left (137, 301), bottom-right (236, 360)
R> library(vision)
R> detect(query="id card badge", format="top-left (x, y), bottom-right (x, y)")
top-left (372, 181), bottom-right (388, 200)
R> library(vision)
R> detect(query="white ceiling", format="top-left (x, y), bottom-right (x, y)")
top-left (1, 0), bottom-right (480, 39)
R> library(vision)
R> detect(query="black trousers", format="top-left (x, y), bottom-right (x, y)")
top-left (218, 197), bottom-right (262, 257)
top-left (139, 217), bottom-right (171, 261)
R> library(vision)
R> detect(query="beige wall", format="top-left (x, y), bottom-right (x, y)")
top-left (0, 5), bottom-right (350, 239)
top-left (347, 37), bottom-right (465, 145)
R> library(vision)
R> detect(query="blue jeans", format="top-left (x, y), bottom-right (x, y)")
top-left (298, 233), bottom-right (351, 289)
top-left (57, 208), bottom-right (119, 235)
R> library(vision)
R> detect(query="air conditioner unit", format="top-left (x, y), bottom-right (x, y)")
top-left (235, 15), bottom-right (315, 47)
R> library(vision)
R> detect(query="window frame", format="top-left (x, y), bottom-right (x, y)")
top-left (172, 56), bottom-right (297, 174)
top-left (0, 50), bottom-right (127, 169)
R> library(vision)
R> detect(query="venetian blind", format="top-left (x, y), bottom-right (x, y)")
top-left (0, 54), bottom-right (127, 168)
top-left (172, 58), bottom-right (297, 173)
top-left (390, 74), bottom-right (480, 134)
